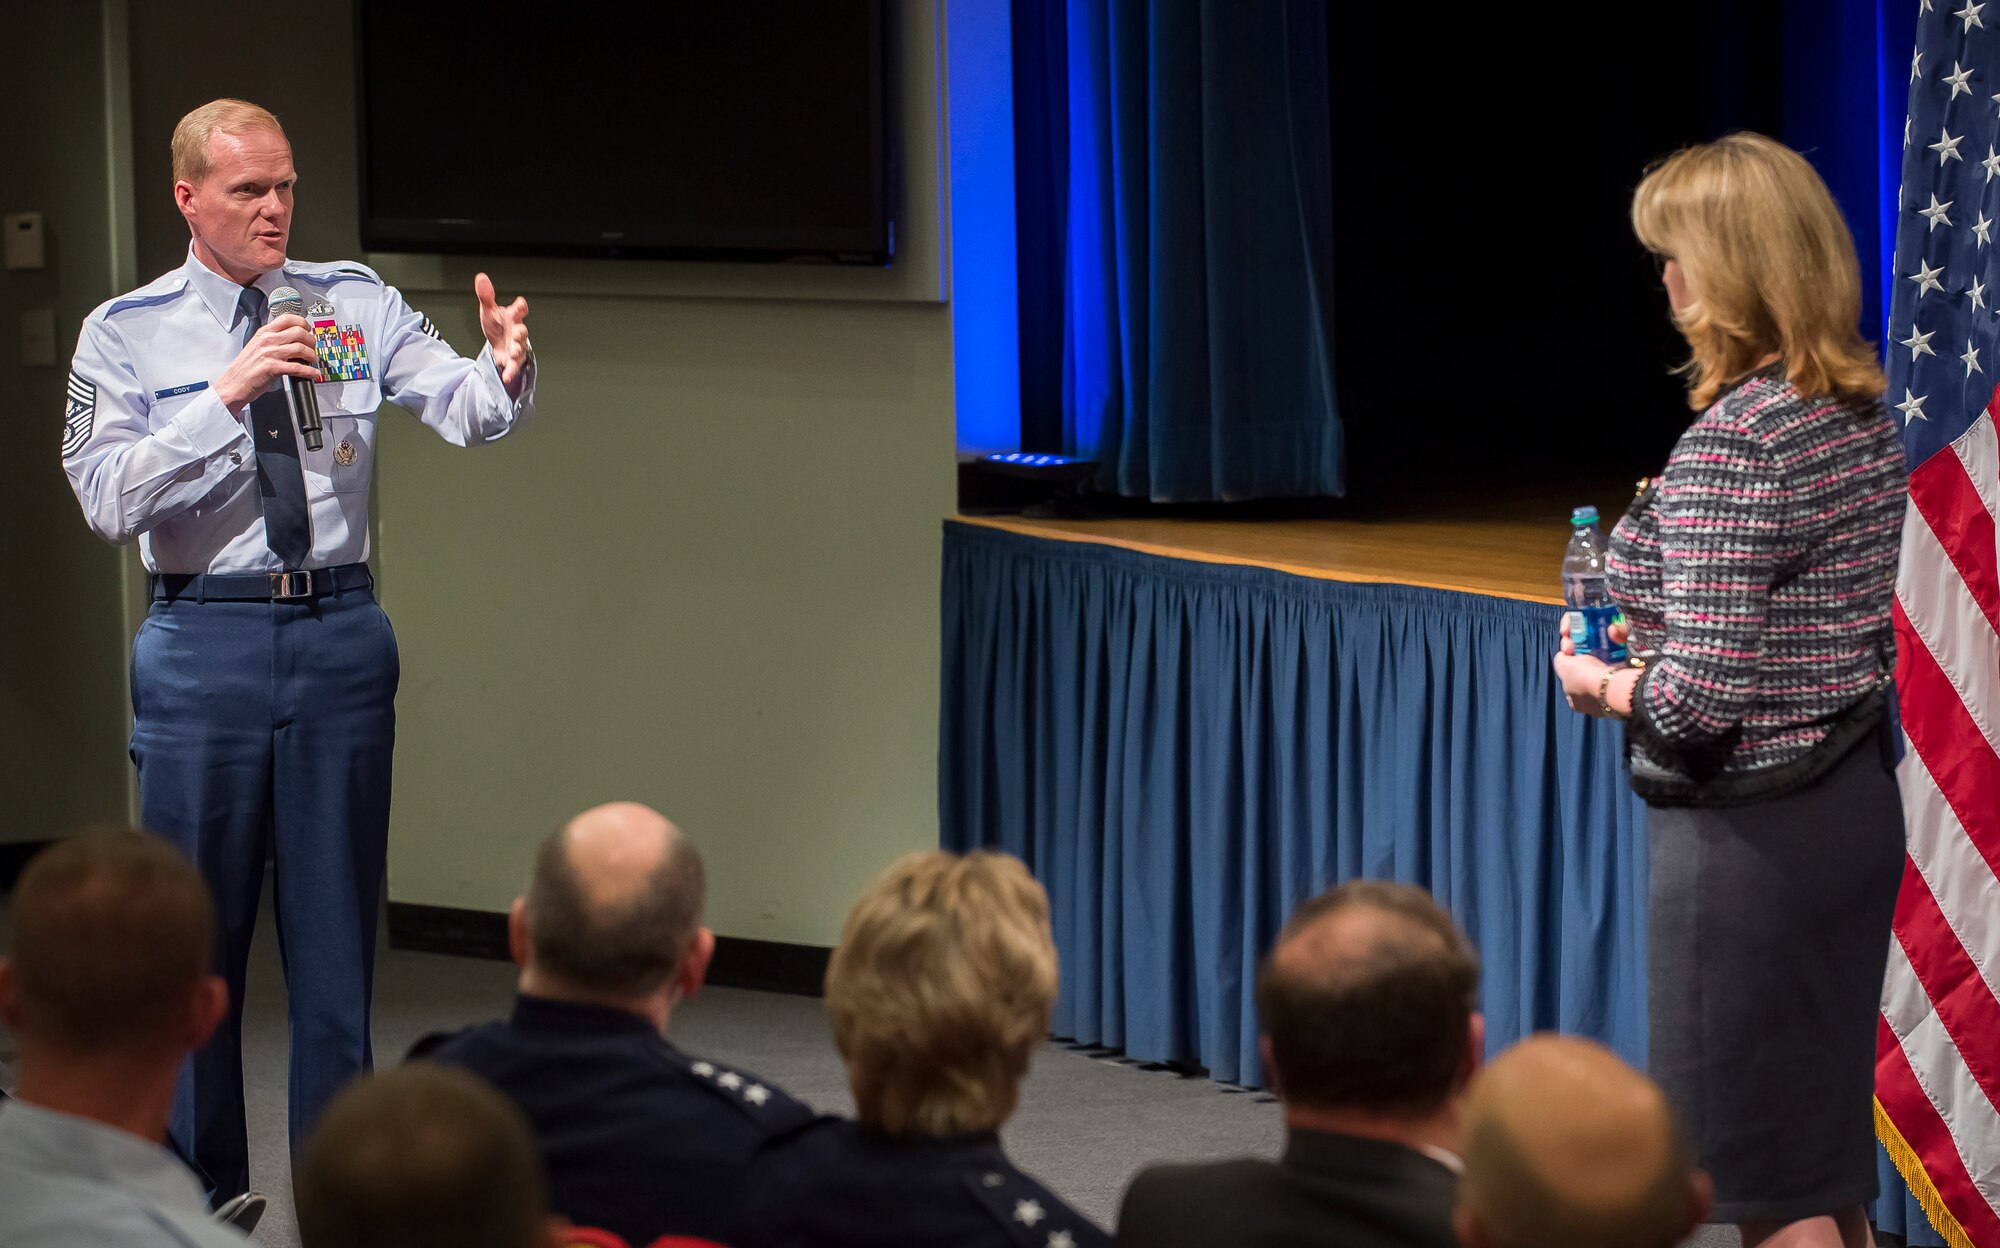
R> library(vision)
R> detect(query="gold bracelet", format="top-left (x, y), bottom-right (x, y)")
top-left (1597, 668), bottom-right (1629, 721)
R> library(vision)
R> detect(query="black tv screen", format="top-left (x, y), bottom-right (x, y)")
top-left (356, 1), bottom-right (895, 264)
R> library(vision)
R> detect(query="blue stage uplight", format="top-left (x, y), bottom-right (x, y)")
top-left (946, 0), bottom-right (1023, 455)
top-left (985, 451), bottom-right (1086, 469)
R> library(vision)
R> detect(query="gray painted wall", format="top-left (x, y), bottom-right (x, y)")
top-left (2, 2), bottom-right (134, 843)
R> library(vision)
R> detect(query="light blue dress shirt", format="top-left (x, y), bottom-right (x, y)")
top-left (62, 246), bottom-right (537, 574)
top-left (0, 1099), bottom-right (248, 1247)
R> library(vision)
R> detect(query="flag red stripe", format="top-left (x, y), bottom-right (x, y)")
top-left (1893, 600), bottom-right (2000, 879)
top-left (1877, 1017), bottom-right (2000, 1243)
top-left (1909, 440), bottom-right (2000, 638)
top-left (1895, 863), bottom-right (2000, 1119)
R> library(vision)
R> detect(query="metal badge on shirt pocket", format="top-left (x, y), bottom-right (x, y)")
top-left (310, 298), bottom-right (372, 382)
top-left (318, 415), bottom-right (371, 493)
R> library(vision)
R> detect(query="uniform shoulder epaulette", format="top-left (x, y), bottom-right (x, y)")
top-left (756, 1110), bottom-right (836, 1152)
top-left (665, 1047), bottom-right (809, 1125)
top-left (962, 1164), bottom-right (1100, 1248)
top-left (288, 258), bottom-right (383, 287)
top-left (97, 273), bottom-right (191, 320)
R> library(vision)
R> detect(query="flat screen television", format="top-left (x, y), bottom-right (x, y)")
top-left (355, 2), bottom-right (895, 265)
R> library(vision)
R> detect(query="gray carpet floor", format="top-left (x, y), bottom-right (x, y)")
top-left (5, 885), bottom-right (1740, 1248)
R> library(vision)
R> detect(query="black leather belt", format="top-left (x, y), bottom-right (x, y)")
top-left (151, 563), bottom-right (373, 603)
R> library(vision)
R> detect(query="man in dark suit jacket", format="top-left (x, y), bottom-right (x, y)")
top-left (1117, 880), bottom-right (1483, 1248)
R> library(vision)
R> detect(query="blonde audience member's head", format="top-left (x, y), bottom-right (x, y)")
top-left (1457, 1035), bottom-right (1709, 1248)
top-left (296, 1062), bottom-right (552, 1248)
top-left (1631, 131), bottom-right (1886, 409)
top-left (824, 850), bottom-right (1058, 1137)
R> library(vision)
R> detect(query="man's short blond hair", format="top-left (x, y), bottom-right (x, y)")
top-left (1460, 1038), bottom-right (1697, 1248)
top-left (825, 851), bottom-right (1058, 1137)
top-left (172, 99), bottom-right (286, 185)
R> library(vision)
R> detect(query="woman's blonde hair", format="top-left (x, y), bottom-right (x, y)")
top-left (824, 850), bottom-right (1058, 1138)
top-left (1631, 131), bottom-right (1886, 409)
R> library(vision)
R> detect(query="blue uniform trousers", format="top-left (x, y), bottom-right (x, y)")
top-left (131, 575), bottom-right (398, 1202)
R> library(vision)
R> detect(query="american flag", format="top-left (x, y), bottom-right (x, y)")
top-left (1881, 4), bottom-right (2000, 1245)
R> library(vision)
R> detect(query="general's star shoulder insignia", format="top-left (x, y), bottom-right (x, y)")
top-left (744, 1083), bottom-right (770, 1106)
top-left (690, 1061), bottom-right (715, 1077)
top-left (717, 1071), bottom-right (744, 1091)
top-left (1014, 1199), bottom-right (1046, 1227)
top-left (1047, 1232), bottom-right (1075, 1248)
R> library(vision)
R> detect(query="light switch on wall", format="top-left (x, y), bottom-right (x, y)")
top-left (20, 309), bottom-right (57, 367)
top-left (3, 214), bottom-right (46, 271)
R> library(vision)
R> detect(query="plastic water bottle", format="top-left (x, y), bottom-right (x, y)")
top-left (1563, 506), bottom-right (1627, 664)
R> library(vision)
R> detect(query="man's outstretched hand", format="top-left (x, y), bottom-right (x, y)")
top-left (475, 272), bottom-right (531, 393)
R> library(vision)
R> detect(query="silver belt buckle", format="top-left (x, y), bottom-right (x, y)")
top-left (269, 570), bottom-right (313, 600)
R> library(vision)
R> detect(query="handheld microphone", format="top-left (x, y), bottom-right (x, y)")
top-left (268, 286), bottom-right (324, 452)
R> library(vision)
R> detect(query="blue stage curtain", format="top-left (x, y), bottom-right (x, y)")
top-left (1048, 0), bottom-right (1343, 501)
top-left (939, 523), bottom-right (1648, 1082)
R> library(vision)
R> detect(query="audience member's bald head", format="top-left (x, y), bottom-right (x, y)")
top-left (1256, 880), bottom-right (1480, 1116)
top-left (1458, 1035), bottom-right (1707, 1248)
top-left (297, 1062), bottom-right (550, 1248)
top-left (522, 802), bottom-right (705, 996)
top-left (0, 829), bottom-right (216, 1054)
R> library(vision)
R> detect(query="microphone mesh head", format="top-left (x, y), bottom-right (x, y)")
top-left (268, 286), bottom-right (306, 319)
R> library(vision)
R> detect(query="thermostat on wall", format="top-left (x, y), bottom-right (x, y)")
top-left (4, 213), bottom-right (46, 271)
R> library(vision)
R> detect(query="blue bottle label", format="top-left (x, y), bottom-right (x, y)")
top-left (1568, 605), bottom-right (1628, 664)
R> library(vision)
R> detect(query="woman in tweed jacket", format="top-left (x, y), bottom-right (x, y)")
top-left (1554, 133), bottom-right (1905, 1248)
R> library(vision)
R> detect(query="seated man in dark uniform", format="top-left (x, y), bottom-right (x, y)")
top-left (734, 850), bottom-right (1108, 1248)
top-left (411, 802), bottom-right (808, 1247)
top-left (1116, 881), bottom-right (1481, 1248)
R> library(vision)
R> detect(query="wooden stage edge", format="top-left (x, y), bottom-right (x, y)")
top-left (951, 486), bottom-right (1642, 607)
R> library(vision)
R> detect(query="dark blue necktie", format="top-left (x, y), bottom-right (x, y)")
top-left (237, 286), bottom-right (312, 569)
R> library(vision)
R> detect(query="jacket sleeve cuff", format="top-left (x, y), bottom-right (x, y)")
top-left (1625, 664), bottom-right (1674, 757)
top-left (172, 392), bottom-right (251, 458)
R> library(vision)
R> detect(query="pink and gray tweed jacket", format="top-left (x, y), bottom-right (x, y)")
top-left (1607, 363), bottom-right (1906, 786)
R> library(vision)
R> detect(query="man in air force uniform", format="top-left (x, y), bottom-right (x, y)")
top-left (60, 97), bottom-right (537, 1202)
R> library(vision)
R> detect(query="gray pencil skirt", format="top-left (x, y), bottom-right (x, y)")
top-left (1645, 724), bottom-right (1905, 1225)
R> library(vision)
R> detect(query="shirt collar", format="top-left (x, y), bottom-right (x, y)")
top-left (0, 1100), bottom-right (211, 1217)
top-left (509, 992), bottom-right (661, 1038)
top-left (1418, 1144), bottom-right (1466, 1175)
top-left (181, 244), bottom-right (289, 332)
top-left (1283, 1126), bottom-right (1463, 1177)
